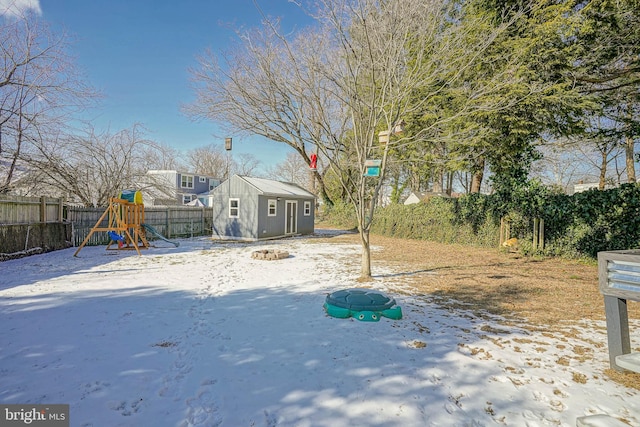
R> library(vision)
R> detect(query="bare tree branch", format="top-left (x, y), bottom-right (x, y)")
top-left (0, 11), bottom-right (97, 194)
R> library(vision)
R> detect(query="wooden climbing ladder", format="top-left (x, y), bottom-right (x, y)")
top-left (73, 197), bottom-right (149, 257)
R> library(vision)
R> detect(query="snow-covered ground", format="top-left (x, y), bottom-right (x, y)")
top-left (0, 232), bottom-right (638, 427)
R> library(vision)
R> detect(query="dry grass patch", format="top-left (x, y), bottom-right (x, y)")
top-left (313, 230), bottom-right (640, 389)
top-left (572, 372), bottom-right (589, 384)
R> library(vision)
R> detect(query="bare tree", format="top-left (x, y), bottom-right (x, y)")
top-left (265, 151), bottom-right (313, 189)
top-left (235, 152), bottom-right (261, 176)
top-left (186, 18), bottom-right (339, 206)
top-left (185, 143), bottom-right (262, 179)
top-left (0, 1), bottom-right (41, 17)
top-left (531, 139), bottom-right (595, 193)
top-left (141, 142), bottom-right (185, 171)
top-left (185, 143), bottom-right (228, 178)
top-left (575, 115), bottom-right (631, 190)
top-left (0, 10), bottom-right (95, 193)
top-left (609, 103), bottom-right (638, 183)
top-left (304, 0), bottom-right (521, 277)
top-left (576, 140), bottom-right (622, 190)
top-left (25, 124), bottom-right (161, 206)
top-left (189, 0), bottom-right (518, 278)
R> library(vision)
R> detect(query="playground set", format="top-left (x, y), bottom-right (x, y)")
top-left (73, 190), bottom-right (178, 257)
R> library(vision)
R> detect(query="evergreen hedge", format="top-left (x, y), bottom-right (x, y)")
top-left (323, 183), bottom-right (640, 259)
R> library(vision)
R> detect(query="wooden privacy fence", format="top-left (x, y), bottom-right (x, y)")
top-left (0, 196), bottom-right (65, 224)
top-left (67, 205), bottom-right (214, 247)
top-left (0, 196), bottom-right (70, 259)
top-left (0, 222), bottom-right (72, 260)
top-left (0, 196), bottom-right (214, 256)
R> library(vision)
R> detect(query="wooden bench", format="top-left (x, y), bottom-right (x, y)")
top-left (598, 250), bottom-right (640, 373)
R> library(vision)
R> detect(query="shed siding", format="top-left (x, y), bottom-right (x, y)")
top-left (297, 199), bottom-right (314, 234)
top-left (211, 176), bottom-right (260, 240)
top-left (255, 196), bottom-right (315, 238)
top-left (211, 194), bottom-right (258, 240)
top-left (256, 196), bottom-right (285, 239)
top-left (212, 175), bottom-right (315, 240)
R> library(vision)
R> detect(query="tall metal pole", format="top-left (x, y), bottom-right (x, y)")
top-left (225, 138), bottom-right (232, 211)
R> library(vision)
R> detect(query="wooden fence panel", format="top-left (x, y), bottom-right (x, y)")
top-left (0, 197), bottom-right (214, 250)
top-left (66, 205), bottom-right (213, 246)
top-left (0, 196), bottom-right (64, 224)
top-left (0, 223), bottom-right (72, 260)
top-left (168, 207), bottom-right (210, 238)
top-left (66, 207), bottom-right (111, 246)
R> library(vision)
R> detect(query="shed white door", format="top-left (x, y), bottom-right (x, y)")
top-left (285, 201), bottom-right (297, 234)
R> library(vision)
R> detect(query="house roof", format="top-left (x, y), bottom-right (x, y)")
top-left (239, 175), bottom-right (315, 198)
top-left (147, 169), bottom-right (221, 180)
top-left (404, 191), bottom-right (455, 205)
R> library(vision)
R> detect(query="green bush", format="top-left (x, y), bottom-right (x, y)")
top-left (320, 200), bottom-right (357, 229)
top-left (371, 197), bottom-right (500, 246)
top-left (564, 184), bottom-right (640, 257)
top-left (321, 183), bottom-right (640, 259)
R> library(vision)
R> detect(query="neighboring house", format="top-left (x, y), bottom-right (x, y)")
top-left (403, 191), bottom-right (453, 205)
top-left (403, 191), bottom-right (427, 205)
top-left (144, 170), bottom-right (221, 206)
top-left (210, 175), bottom-right (315, 241)
top-left (0, 159), bottom-right (35, 196)
top-left (573, 182), bottom-right (617, 194)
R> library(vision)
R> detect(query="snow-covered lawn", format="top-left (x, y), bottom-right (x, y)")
top-left (0, 233), bottom-right (638, 426)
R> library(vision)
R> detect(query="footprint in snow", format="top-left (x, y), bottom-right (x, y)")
top-left (184, 388), bottom-right (222, 427)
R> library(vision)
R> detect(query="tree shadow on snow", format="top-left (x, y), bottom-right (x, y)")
top-left (0, 266), bottom-right (538, 426)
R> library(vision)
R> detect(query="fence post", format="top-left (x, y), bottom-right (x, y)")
top-left (499, 217), bottom-right (510, 247)
top-left (58, 198), bottom-right (64, 222)
top-left (40, 197), bottom-right (46, 222)
top-left (165, 208), bottom-right (170, 238)
top-left (532, 218), bottom-right (545, 251)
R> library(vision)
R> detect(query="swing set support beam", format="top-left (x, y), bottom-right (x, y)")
top-left (74, 198), bottom-right (149, 257)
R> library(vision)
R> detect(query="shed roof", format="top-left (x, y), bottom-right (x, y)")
top-left (239, 175), bottom-right (315, 198)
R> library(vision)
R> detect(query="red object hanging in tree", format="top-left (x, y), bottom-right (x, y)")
top-left (309, 153), bottom-right (317, 170)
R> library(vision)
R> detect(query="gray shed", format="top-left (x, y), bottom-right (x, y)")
top-left (211, 175), bottom-right (315, 240)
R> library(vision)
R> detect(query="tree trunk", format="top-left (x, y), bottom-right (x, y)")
top-left (470, 157), bottom-right (485, 193)
top-left (409, 168), bottom-right (421, 193)
top-left (625, 136), bottom-right (636, 183)
top-left (432, 168), bottom-right (444, 193)
top-left (359, 226), bottom-right (372, 279)
top-left (599, 151), bottom-right (608, 190)
top-left (470, 170), bottom-right (483, 193)
top-left (315, 171), bottom-right (334, 207)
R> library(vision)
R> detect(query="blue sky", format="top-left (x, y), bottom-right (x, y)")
top-left (31, 0), bottom-right (315, 171)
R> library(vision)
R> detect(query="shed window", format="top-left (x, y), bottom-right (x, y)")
top-left (229, 198), bottom-right (240, 218)
top-left (181, 175), bottom-right (194, 189)
top-left (304, 201), bottom-right (312, 216)
top-left (268, 199), bottom-right (277, 216)
top-left (199, 176), bottom-right (206, 183)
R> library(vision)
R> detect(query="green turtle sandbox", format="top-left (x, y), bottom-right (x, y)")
top-left (324, 288), bottom-right (402, 321)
